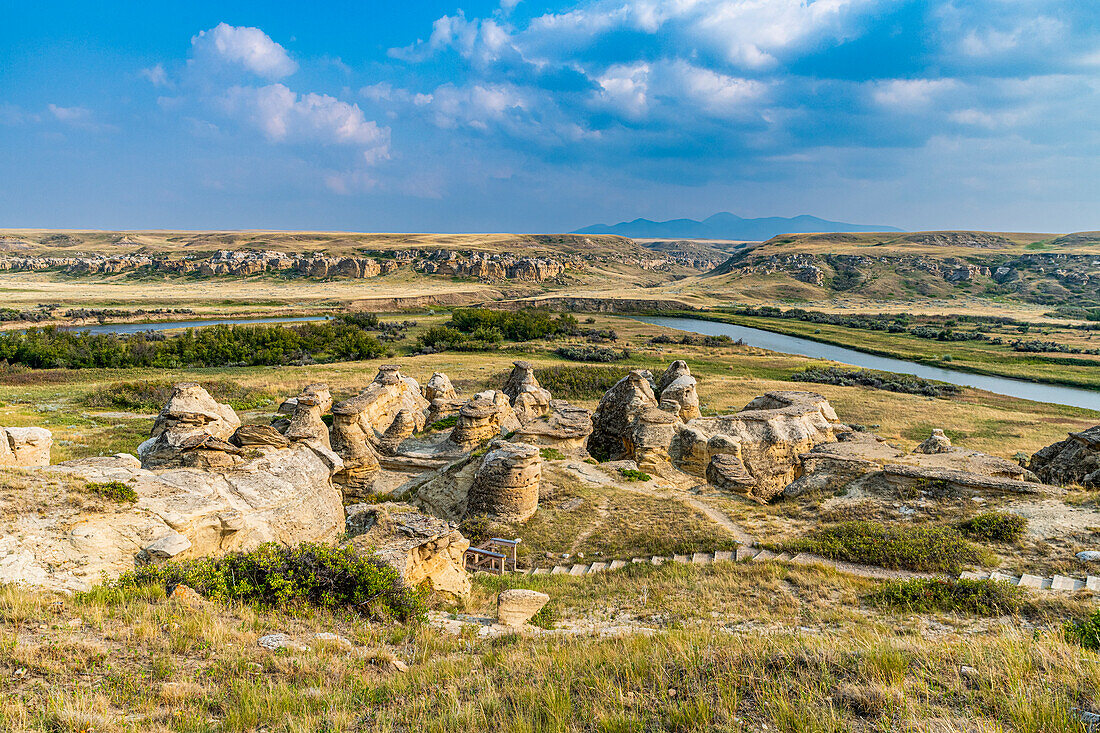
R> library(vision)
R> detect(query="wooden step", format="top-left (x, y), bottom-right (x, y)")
top-left (609, 559), bottom-right (628, 570)
top-left (752, 549), bottom-right (776, 562)
top-left (569, 564), bottom-right (588, 576)
top-left (651, 556), bottom-right (669, 566)
top-left (532, 568), bottom-right (549, 575)
top-left (989, 571), bottom-right (1020, 585)
top-left (588, 561), bottom-right (609, 573)
top-left (774, 553), bottom-right (793, 563)
top-left (550, 565), bottom-right (569, 575)
top-left (1051, 575), bottom-right (1084, 591)
top-left (959, 571), bottom-right (988, 581)
top-left (735, 546), bottom-right (758, 562)
top-left (673, 554), bottom-right (691, 564)
top-left (692, 552), bottom-right (713, 565)
top-left (1017, 574), bottom-right (1044, 589)
top-left (713, 550), bottom-right (734, 563)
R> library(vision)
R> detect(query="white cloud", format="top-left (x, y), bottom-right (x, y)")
top-left (48, 104), bottom-right (92, 123)
top-left (871, 79), bottom-right (957, 109)
top-left (192, 23), bottom-right (298, 79)
top-left (223, 84), bottom-right (390, 162)
top-left (140, 63), bottom-right (169, 87)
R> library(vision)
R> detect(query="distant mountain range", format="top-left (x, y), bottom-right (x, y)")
top-left (572, 212), bottom-right (903, 241)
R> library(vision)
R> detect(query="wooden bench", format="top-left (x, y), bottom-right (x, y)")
top-left (464, 537), bottom-right (521, 575)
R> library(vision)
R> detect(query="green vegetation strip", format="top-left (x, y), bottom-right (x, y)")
top-left (785, 521), bottom-right (982, 574)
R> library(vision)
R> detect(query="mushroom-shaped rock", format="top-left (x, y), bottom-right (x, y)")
top-left (424, 372), bottom-right (463, 424)
top-left (502, 360), bottom-right (552, 421)
top-left (335, 366), bottom-right (429, 436)
top-left (467, 441), bottom-right (541, 522)
top-left (379, 409), bottom-right (417, 454)
top-left (915, 429), bottom-right (952, 455)
top-left (0, 427), bottom-right (53, 466)
top-left (657, 361), bottom-right (702, 421)
top-left (1028, 425), bottom-right (1100, 488)
top-left (513, 400), bottom-right (593, 456)
top-left (231, 424), bottom-right (291, 449)
top-left (283, 393), bottom-right (331, 449)
top-left (347, 502), bottom-right (471, 600)
top-left (278, 383), bottom-right (332, 416)
top-left (150, 382), bottom-right (241, 442)
top-left (587, 370), bottom-right (659, 461)
top-left (448, 391), bottom-right (521, 449)
top-left (497, 589), bottom-right (550, 627)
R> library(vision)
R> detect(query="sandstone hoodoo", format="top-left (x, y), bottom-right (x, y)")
top-left (513, 400), bottom-right (593, 456)
top-left (588, 369), bottom-right (660, 461)
top-left (346, 502), bottom-right (471, 600)
top-left (379, 409), bottom-right (417, 454)
top-left (283, 390), bottom-right (332, 449)
top-left (448, 391), bottom-right (521, 450)
top-left (467, 440), bottom-right (542, 522)
top-left (278, 383), bottom-right (333, 416)
top-left (423, 371), bottom-right (463, 423)
top-left (329, 401), bottom-right (382, 501)
top-left (0, 426), bottom-right (52, 467)
top-left (916, 428), bottom-right (953, 454)
top-left (656, 360), bottom-right (702, 421)
top-left (1029, 425), bottom-right (1100, 489)
top-left (502, 360), bottom-right (552, 422)
top-left (139, 383), bottom-right (245, 470)
top-left (629, 406), bottom-right (681, 473)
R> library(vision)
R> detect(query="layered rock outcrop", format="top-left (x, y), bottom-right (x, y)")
top-left (502, 361), bottom-right (551, 421)
top-left (448, 391), bottom-right (521, 450)
top-left (0, 427), bottom-right (52, 466)
top-left (513, 400), bottom-right (593, 456)
top-left (915, 429), bottom-right (952, 454)
top-left (346, 502), bottom-right (470, 599)
top-left (467, 441), bottom-right (541, 522)
top-left (671, 391), bottom-right (847, 501)
top-left (1029, 426), bottom-right (1100, 488)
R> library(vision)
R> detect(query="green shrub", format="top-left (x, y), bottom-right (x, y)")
top-left (85, 378), bottom-right (277, 412)
top-left (791, 366), bottom-right (959, 398)
top-left (116, 542), bottom-right (425, 621)
top-left (534, 365), bottom-right (629, 399)
top-left (539, 447), bottom-right (566, 461)
top-left (618, 468), bottom-right (651, 482)
top-left (84, 480), bottom-right (137, 503)
top-left (427, 415), bottom-right (459, 431)
top-left (555, 345), bottom-right (626, 363)
top-left (956, 512), bottom-right (1027, 543)
top-left (785, 521), bottom-right (981, 573)
top-left (1065, 608), bottom-right (1100, 651)
top-left (866, 578), bottom-right (1026, 616)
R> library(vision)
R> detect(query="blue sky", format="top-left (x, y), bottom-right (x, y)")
top-left (2, 0), bottom-right (1098, 233)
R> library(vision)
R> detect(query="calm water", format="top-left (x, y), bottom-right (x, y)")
top-left (637, 316), bottom-right (1100, 412)
top-left (64, 316), bottom-right (329, 335)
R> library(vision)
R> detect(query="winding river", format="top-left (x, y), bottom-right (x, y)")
top-left (637, 316), bottom-right (1100, 412)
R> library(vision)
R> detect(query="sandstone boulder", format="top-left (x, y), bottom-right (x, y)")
top-left (150, 382), bottom-right (241, 442)
top-left (1029, 426), bottom-right (1100, 488)
top-left (448, 391), bottom-right (521, 449)
top-left (347, 502), bottom-right (470, 599)
top-left (231, 424), bottom-right (291, 449)
top-left (283, 393), bottom-right (331, 449)
top-left (706, 453), bottom-right (758, 497)
top-left (513, 400), bottom-right (593, 455)
top-left (588, 370), bottom-right (659, 461)
top-left (915, 429), bottom-right (952, 454)
top-left (502, 361), bottom-right (552, 421)
top-left (467, 441), bottom-right (541, 522)
top-left (497, 589), bottom-right (550, 627)
top-left (2, 442), bottom-right (345, 593)
top-left (0, 427), bottom-right (52, 466)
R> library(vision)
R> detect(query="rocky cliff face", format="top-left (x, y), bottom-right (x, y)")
top-left (0, 247), bottom-right (573, 283)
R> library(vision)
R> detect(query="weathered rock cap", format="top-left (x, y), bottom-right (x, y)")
top-left (497, 589), bottom-right (550, 627)
top-left (151, 382), bottom-right (241, 441)
top-left (915, 429), bottom-right (953, 455)
top-left (374, 365), bottom-right (402, 385)
top-left (231, 424), bottom-right (291, 449)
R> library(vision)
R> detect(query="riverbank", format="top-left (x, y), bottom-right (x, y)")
top-left (660, 311), bottom-right (1100, 393)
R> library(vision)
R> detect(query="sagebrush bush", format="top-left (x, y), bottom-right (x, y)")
top-left (427, 415), bottom-right (459, 431)
top-left (117, 543), bottom-right (425, 621)
top-left (618, 468), bottom-right (651, 482)
top-left (791, 366), bottom-right (959, 398)
top-left (1065, 608), bottom-right (1100, 651)
top-left (84, 480), bottom-right (137, 503)
top-left (956, 512), bottom-right (1027, 543)
top-left (786, 521), bottom-right (980, 573)
top-left (866, 578), bottom-right (1026, 616)
top-left (534, 365), bottom-right (629, 399)
top-left (555, 344), bottom-right (626, 363)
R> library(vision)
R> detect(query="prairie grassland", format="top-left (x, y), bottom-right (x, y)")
top-left (2, 560), bottom-right (1096, 733)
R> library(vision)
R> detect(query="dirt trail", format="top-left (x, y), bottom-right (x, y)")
top-left (568, 496), bottom-right (611, 553)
